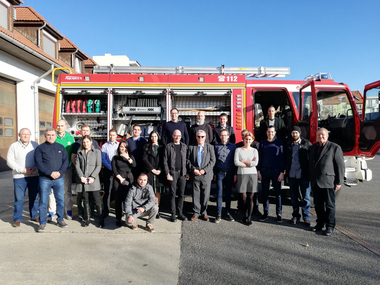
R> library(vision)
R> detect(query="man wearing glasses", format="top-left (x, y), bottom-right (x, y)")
top-left (187, 130), bottom-right (216, 221)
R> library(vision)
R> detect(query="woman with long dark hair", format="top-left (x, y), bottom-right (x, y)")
top-left (112, 140), bottom-right (136, 227)
top-left (142, 130), bottom-right (165, 218)
top-left (234, 132), bottom-right (259, 225)
top-left (75, 135), bottom-right (104, 227)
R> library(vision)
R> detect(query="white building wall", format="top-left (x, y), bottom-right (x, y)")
top-left (0, 49), bottom-right (57, 141)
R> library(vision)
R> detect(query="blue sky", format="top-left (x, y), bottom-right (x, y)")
top-left (24, 0), bottom-right (379, 92)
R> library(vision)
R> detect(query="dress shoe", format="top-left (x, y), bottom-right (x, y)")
top-left (304, 220), bottom-right (311, 227)
top-left (324, 227), bottom-right (334, 236)
top-left (312, 224), bottom-right (324, 232)
top-left (191, 215), bottom-right (198, 221)
top-left (12, 221), bottom-right (21, 227)
top-left (171, 214), bottom-right (178, 222)
top-left (32, 217), bottom-right (39, 222)
top-left (132, 222), bottom-right (138, 230)
top-left (202, 215), bottom-right (210, 222)
top-left (178, 215), bottom-right (188, 221)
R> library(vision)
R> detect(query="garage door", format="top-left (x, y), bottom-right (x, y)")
top-left (0, 77), bottom-right (17, 171)
top-left (39, 89), bottom-right (55, 143)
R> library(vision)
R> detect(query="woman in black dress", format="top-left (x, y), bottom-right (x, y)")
top-left (142, 130), bottom-right (165, 218)
top-left (112, 140), bottom-right (136, 227)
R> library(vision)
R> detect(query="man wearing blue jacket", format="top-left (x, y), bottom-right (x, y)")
top-left (35, 128), bottom-right (68, 232)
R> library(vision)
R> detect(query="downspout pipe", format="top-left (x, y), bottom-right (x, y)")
top-left (71, 48), bottom-right (78, 71)
top-left (32, 64), bottom-right (54, 142)
top-left (37, 21), bottom-right (47, 47)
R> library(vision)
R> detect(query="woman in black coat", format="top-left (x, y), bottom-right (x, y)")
top-left (112, 140), bottom-right (136, 227)
top-left (142, 130), bottom-right (165, 218)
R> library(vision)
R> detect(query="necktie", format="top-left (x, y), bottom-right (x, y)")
top-left (198, 146), bottom-right (202, 167)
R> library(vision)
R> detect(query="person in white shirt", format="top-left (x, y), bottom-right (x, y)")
top-left (7, 128), bottom-right (39, 227)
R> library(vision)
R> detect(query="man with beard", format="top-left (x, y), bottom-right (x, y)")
top-left (189, 111), bottom-right (213, 145)
top-left (285, 126), bottom-right (312, 226)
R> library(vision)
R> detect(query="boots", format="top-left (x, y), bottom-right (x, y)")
top-left (83, 203), bottom-right (91, 227)
top-left (97, 204), bottom-right (104, 228)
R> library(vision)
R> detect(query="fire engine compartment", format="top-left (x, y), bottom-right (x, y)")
top-left (60, 88), bottom-right (108, 139)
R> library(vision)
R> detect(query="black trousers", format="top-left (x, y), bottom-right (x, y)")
top-left (102, 168), bottom-right (113, 215)
top-left (114, 182), bottom-right (129, 221)
top-left (169, 171), bottom-right (186, 216)
top-left (312, 185), bottom-right (336, 228)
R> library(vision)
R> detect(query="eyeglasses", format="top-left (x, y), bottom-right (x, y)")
top-left (197, 136), bottom-right (205, 138)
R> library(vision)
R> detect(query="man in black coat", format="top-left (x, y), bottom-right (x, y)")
top-left (213, 113), bottom-right (236, 144)
top-left (259, 106), bottom-right (286, 142)
top-left (286, 126), bottom-right (312, 226)
top-left (309, 128), bottom-right (344, 236)
top-left (163, 129), bottom-right (188, 222)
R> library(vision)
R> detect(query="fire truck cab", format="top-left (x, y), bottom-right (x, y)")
top-left (53, 66), bottom-right (380, 186)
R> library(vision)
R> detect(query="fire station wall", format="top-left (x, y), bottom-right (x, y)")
top-left (0, 49), bottom-right (58, 168)
top-left (0, 76), bottom-right (17, 171)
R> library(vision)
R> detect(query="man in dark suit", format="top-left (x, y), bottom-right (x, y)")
top-left (213, 113), bottom-right (236, 144)
top-left (187, 130), bottom-right (216, 221)
top-left (309, 128), bottom-right (344, 236)
top-left (259, 106), bottom-right (286, 142)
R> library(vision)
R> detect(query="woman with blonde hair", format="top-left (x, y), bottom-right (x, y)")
top-left (234, 132), bottom-right (259, 225)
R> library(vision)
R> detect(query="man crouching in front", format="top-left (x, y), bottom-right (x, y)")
top-left (125, 172), bottom-right (158, 232)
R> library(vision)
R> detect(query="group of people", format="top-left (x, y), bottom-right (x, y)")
top-left (7, 106), bottom-right (344, 236)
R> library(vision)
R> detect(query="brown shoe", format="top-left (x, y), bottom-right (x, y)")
top-left (12, 221), bottom-right (20, 227)
top-left (191, 215), bottom-right (198, 221)
top-left (202, 215), bottom-right (210, 222)
top-left (32, 217), bottom-right (39, 222)
top-left (132, 222), bottom-right (138, 230)
top-left (146, 223), bottom-right (155, 233)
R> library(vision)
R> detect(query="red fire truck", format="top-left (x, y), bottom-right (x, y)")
top-left (52, 66), bottom-right (380, 185)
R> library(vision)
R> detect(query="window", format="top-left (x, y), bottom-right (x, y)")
top-left (317, 91), bottom-right (352, 120)
top-left (4, 128), bottom-right (13, 137)
top-left (42, 30), bottom-right (57, 59)
top-left (4, 118), bottom-right (13, 126)
top-left (0, 1), bottom-right (9, 30)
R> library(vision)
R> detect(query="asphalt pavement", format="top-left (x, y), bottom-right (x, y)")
top-left (1, 157), bottom-right (380, 285)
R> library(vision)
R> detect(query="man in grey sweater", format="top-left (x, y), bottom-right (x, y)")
top-left (125, 173), bottom-right (158, 232)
